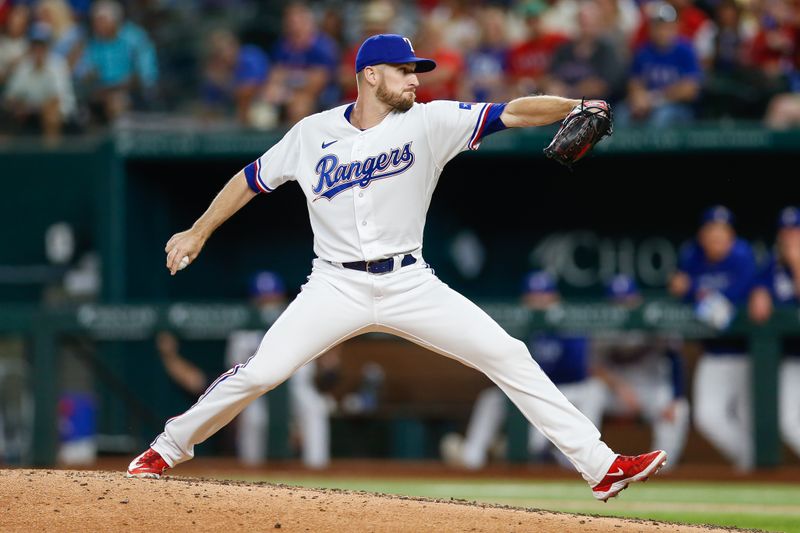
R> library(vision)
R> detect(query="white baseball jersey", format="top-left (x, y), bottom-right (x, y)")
top-left (244, 101), bottom-right (505, 262)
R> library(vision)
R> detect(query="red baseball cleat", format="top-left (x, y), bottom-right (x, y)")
top-left (126, 448), bottom-right (170, 479)
top-left (592, 450), bottom-right (667, 502)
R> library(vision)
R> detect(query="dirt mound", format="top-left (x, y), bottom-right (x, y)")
top-left (0, 469), bottom-right (745, 532)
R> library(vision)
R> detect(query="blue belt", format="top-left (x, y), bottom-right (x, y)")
top-left (342, 254), bottom-right (417, 274)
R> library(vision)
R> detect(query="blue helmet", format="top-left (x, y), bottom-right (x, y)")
top-left (606, 274), bottom-right (640, 300)
top-left (700, 205), bottom-right (734, 226)
top-left (248, 271), bottom-right (285, 298)
top-left (522, 270), bottom-right (558, 295)
top-left (778, 206), bottom-right (800, 229)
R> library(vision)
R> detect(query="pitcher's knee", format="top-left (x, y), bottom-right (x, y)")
top-left (491, 337), bottom-right (530, 362)
top-left (238, 363), bottom-right (294, 394)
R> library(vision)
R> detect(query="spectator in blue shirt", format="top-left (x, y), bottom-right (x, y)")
top-left (459, 6), bottom-right (510, 103)
top-left (35, 0), bottom-right (84, 70)
top-left (669, 205), bottom-right (757, 471)
top-left (749, 206), bottom-right (800, 460)
top-left (202, 29), bottom-right (270, 127)
top-left (78, 0), bottom-right (158, 123)
top-left (618, 1), bottom-right (701, 127)
top-left (263, 2), bottom-right (339, 125)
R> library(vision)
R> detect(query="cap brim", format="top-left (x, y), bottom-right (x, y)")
top-left (412, 58), bottom-right (436, 73)
top-left (387, 56), bottom-right (436, 73)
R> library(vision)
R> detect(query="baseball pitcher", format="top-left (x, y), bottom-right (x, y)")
top-left (127, 34), bottom-right (664, 501)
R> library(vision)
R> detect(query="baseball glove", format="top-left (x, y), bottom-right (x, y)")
top-left (543, 99), bottom-right (613, 168)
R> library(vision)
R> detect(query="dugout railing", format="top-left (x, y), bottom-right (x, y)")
top-left (1, 301), bottom-right (794, 467)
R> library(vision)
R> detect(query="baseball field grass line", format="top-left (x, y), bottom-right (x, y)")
top-left (484, 498), bottom-right (800, 517)
top-left (438, 496), bottom-right (800, 516)
top-left (219, 475), bottom-right (800, 533)
top-left (367, 481), bottom-right (800, 506)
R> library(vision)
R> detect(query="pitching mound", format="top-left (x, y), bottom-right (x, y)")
top-left (1, 469), bottom-right (742, 532)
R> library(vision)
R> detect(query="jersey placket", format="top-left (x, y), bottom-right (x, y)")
top-left (351, 132), bottom-right (379, 260)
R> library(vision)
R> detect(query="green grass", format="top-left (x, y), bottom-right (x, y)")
top-left (218, 475), bottom-right (800, 533)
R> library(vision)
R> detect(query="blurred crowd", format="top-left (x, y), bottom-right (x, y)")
top-left (1, 0), bottom-right (800, 140)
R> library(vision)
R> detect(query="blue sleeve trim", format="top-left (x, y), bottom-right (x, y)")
top-left (244, 162), bottom-right (260, 193)
top-left (468, 103), bottom-right (508, 150)
top-left (243, 160), bottom-right (272, 193)
top-left (482, 102), bottom-right (508, 138)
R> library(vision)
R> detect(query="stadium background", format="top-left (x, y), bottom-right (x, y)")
top-left (1, 0), bottom-right (799, 531)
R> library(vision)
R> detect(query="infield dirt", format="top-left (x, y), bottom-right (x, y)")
top-left (0, 469), bottom-right (756, 532)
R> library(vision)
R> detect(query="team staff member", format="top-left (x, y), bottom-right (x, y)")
top-left (594, 275), bottom-right (689, 469)
top-left (669, 205), bottom-right (757, 470)
top-left (749, 206), bottom-right (800, 459)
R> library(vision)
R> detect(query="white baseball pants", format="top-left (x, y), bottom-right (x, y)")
top-left (603, 381), bottom-right (689, 469)
top-left (528, 379), bottom-right (607, 468)
top-left (229, 336), bottom-right (329, 469)
top-left (461, 379), bottom-right (607, 470)
top-left (779, 358), bottom-right (800, 458)
top-left (289, 361), bottom-right (330, 469)
top-left (151, 258), bottom-right (616, 484)
top-left (693, 354), bottom-right (753, 470)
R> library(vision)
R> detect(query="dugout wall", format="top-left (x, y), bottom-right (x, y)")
top-left (1, 125), bottom-right (797, 467)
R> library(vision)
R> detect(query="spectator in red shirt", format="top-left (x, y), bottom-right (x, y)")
top-left (338, 0), bottom-right (395, 104)
top-left (0, 1), bottom-right (10, 27)
top-left (0, 4), bottom-right (30, 88)
top-left (748, 0), bottom-right (798, 81)
top-left (412, 18), bottom-right (463, 102)
top-left (508, 0), bottom-right (569, 96)
top-left (759, 0), bottom-right (800, 128)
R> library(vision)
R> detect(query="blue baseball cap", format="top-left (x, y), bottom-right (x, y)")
top-left (355, 34), bottom-right (436, 73)
top-left (606, 274), bottom-right (640, 300)
top-left (701, 205), bottom-right (734, 226)
top-left (522, 271), bottom-right (558, 295)
top-left (248, 271), bottom-right (285, 298)
top-left (778, 206), bottom-right (800, 229)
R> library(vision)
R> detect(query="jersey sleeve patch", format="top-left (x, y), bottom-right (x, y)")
top-left (243, 160), bottom-right (274, 194)
top-left (468, 103), bottom-right (507, 150)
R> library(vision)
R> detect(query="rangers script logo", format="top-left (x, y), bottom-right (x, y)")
top-left (312, 142), bottom-right (415, 200)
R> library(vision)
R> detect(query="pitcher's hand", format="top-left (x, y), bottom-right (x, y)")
top-left (165, 229), bottom-right (206, 275)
